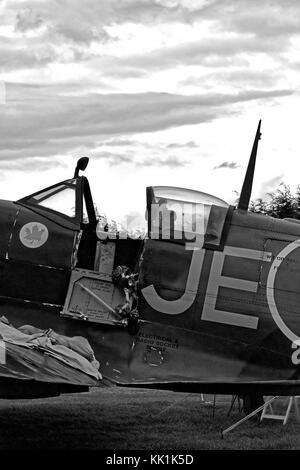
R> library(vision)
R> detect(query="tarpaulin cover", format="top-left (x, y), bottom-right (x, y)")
top-left (0, 317), bottom-right (102, 387)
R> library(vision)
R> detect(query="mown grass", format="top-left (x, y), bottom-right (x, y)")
top-left (0, 387), bottom-right (299, 450)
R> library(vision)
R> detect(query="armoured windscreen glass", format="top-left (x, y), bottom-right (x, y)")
top-left (35, 185), bottom-right (76, 218)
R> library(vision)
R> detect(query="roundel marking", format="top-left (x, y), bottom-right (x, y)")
top-left (19, 222), bottom-right (49, 249)
top-left (266, 239), bottom-right (300, 343)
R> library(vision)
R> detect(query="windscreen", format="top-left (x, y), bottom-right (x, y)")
top-left (18, 179), bottom-right (78, 220)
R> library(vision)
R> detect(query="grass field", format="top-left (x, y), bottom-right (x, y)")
top-left (0, 387), bottom-right (299, 450)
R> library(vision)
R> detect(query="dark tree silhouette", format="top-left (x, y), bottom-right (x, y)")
top-left (249, 183), bottom-right (300, 220)
top-left (249, 197), bottom-right (268, 215)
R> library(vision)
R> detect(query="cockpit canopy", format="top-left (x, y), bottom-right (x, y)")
top-left (150, 186), bottom-right (229, 207)
top-left (146, 186), bottom-right (231, 249)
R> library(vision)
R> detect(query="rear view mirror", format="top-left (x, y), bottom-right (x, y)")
top-left (74, 157), bottom-right (89, 178)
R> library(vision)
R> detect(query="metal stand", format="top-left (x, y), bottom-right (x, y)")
top-left (227, 395), bottom-right (243, 416)
top-left (222, 395), bottom-right (300, 437)
top-left (199, 394), bottom-right (213, 405)
top-left (212, 394), bottom-right (216, 418)
top-left (221, 396), bottom-right (278, 437)
top-left (261, 396), bottom-right (300, 425)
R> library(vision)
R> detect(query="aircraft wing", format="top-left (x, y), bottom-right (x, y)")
top-left (0, 317), bottom-right (102, 398)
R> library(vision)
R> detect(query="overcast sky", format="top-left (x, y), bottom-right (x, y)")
top-left (1, 0), bottom-right (300, 225)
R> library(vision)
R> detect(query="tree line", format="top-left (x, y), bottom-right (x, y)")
top-left (248, 184), bottom-right (300, 220)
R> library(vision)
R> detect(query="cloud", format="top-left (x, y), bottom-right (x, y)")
top-left (93, 151), bottom-right (189, 168)
top-left (15, 8), bottom-right (44, 32)
top-left (7, 0), bottom-right (191, 48)
top-left (0, 156), bottom-right (67, 172)
top-left (52, 22), bottom-right (112, 46)
top-left (218, 2), bottom-right (300, 40)
top-left (0, 0), bottom-right (299, 178)
top-left (166, 141), bottom-right (198, 149)
top-left (214, 161), bottom-right (240, 170)
top-left (137, 155), bottom-right (189, 168)
top-left (0, 45), bottom-right (57, 71)
top-left (189, 0), bottom-right (300, 37)
top-left (100, 138), bottom-right (137, 147)
top-left (0, 0), bottom-right (297, 89)
top-left (181, 69), bottom-right (284, 91)
top-left (0, 85), bottom-right (292, 170)
top-left (96, 138), bottom-right (198, 153)
top-left (2, 0), bottom-right (296, 75)
top-left (258, 174), bottom-right (284, 198)
top-left (104, 36), bottom-right (289, 75)
top-left (99, 152), bottom-right (134, 166)
top-left (11, 0), bottom-right (297, 45)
